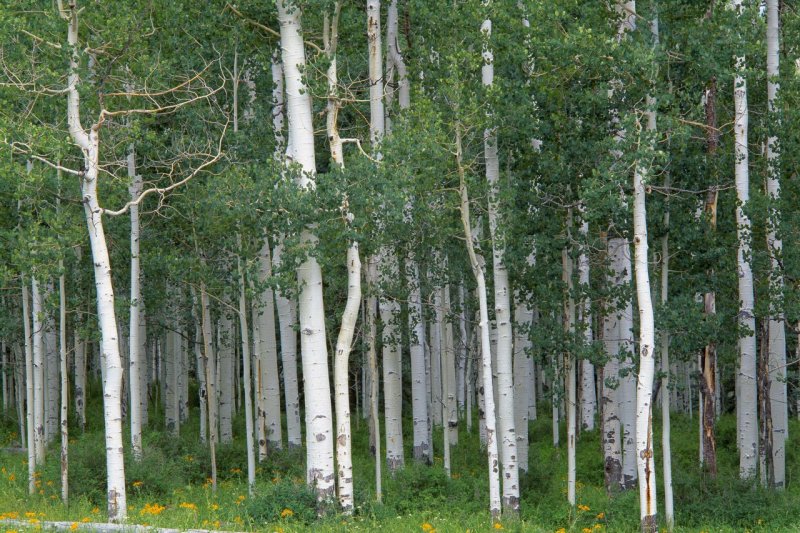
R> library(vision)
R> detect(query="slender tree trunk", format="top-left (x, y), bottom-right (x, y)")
top-left (236, 238), bottom-right (257, 494)
top-left (661, 179), bottom-right (674, 529)
top-left (128, 140), bottom-right (144, 461)
top-left (335, 243), bottom-right (361, 513)
top-left (513, 293), bottom-right (533, 473)
top-left (633, 23), bottom-right (659, 527)
top-left (273, 242), bottom-right (302, 448)
top-left (32, 277), bottom-right (46, 467)
top-left (59, 262), bottom-right (69, 504)
top-left (456, 124), bottom-right (501, 523)
top-left (603, 238), bottom-right (624, 495)
top-left (256, 239), bottom-right (282, 452)
top-left (365, 261), bottom-right (382, 502)
top-left (199, 282), bottom-right (218, 492)
top-left (409, 259), bottom-right (431, 463)
top-left (564, 246), bottom-right (577, 508)
top-left (765, 0), bottom-right (787, 489)
top-left (731, 0), bottom-right (758, 480)
top-left (577, 216), bottom-right (596, 431)
top-left (22, 278), bottom-right (36, 494)
top-left (482, 13), bottom-right (519, 514)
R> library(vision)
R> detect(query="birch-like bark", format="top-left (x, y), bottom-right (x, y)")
top-left (45, 283), bottom-right (59, 444)
top-left (730, 0), bottom-right (758, 480)
top-left (365, 261), bottom-right (382, 502)
top-left (256, 239), bottom-right (282, 452)
top-left (563, 246), bottom-right (577, 508)
top-left (409, 259), bottom-right (431, 463)
top-left (617, 242), bottom-right (637, 490)
top-left (236, 238), bottom-right (256, 494)
top-left (59, 260), bottom-right (69, 503)
top-left (577, 214), bottom-right (596, 431)
top-left (272, 243), bottom-right (302, 448)
top-left (32, 277), bottom-right (46, 467)
top-left (199, 282), bottom-right (218, 491)
top-left (456, 124), bottom-right (501, 522)
top-left (22, 279), bottom-right (35, 494)
top-left (128, 136), bottom-right (144, 461)
top-left (482, 13), bottom-right (519, 513)
top-left (602, 238), bottom-right (623, 495)
top-left (443, 283), bottom-right (458, 446)
top-left (633, 12), bottom-right (659, 524)
top-left (218, 314), bottom-right (234, 443)
top-left (335, 242), bottom-right (361, 513)
top-left (277, 0), bottom-right (336, 499)
top-left (513, 296), bottom-right (532, 472)
top-left (765, 0), bottom-right (787, 489)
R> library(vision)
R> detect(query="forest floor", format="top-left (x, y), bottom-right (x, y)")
top-left (1, 403), bottom-right (798, 533)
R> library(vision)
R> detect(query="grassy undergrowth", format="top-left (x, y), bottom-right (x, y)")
top-left (1, 391), bottom-right (799, 532)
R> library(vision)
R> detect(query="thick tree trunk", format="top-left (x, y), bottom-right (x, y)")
top-left (277, 0), bottom-right (336, 500)
top-left (256, 239), bottom-right (282, 453)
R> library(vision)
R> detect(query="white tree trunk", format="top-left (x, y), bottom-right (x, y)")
top-left (563, 247), bottom-right (577, 507)
top-left (32, 277), bottom-right (45, 467)
top-left (335, 243), bottom-right (361, 513)
top-left (199, 282), bottom-right (218, 490)
top-left (731, 0), bottom-right (758, 480)
top-left (513, 295), bottom-right (533, 473)
top-left (430, 310), bottom-right (443, 427)
top-left (22, 278), bottom-right (36, 494)
top-left (128, 142), bottom-right (144, 461)
top-left (45, 283), bottom-right (59, 445)
top-left (59, 263), bottom-right (69, 503)
top-left (457, 125), bottom-right (501, 522)
top-left (577, 216), bottom-right (596, 431)
top-left (365, 262), bottom-right (382, 502)
top-left (766, 0), bottom-right (787, 489)
top-left (616, 240), bottom-right (637, 490)
top-left (277, 0), bottom-right (335, 499)
top-left (256, 239), bottom-right (282, 452)
top-left (218, 314), bottom-right (234, 444)
top-left (408, 258), bottom-right (431, 463)
top-left (62, 8), bottom-right (129, 515)
top-left (194, 318), bottom-right (207, 443)
top-left (236, 239), bottom-right (256, 493)
top-left (602, 240), bottom-right (623, 493)
top-left (482, 14), bottom-right (519, 512)
top-left (273, 242), bottom-right (302, 448)
top-left (442, 283), bottom-right (458, 446)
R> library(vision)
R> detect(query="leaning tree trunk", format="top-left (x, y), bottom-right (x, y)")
top-left (277, 0), bottom-right (336, 501)
top-left (61, 4), bottom-right (129, 518)
top-left (456, 124), bottom-right (502, 523)
top-left (765, 0), bottom-right (787, 489)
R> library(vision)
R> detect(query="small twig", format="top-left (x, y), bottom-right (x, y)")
top-left (340, 138), bottom-right (380, 163)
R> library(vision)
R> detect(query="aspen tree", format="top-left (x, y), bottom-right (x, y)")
top-left (481, 8), bottom-right (519, 513)
top-left (577, 212), bottom-right (596, 431)
top-left (128, 123), bottom-right (145, 462)
top-left (277, 0), bottom-right (336, 500)
top-left (236, 238), bottom-right (256, 494)
top-left (563, 245), bottom-right (577, 507)
top-left (602, 238), bottom-right (624, 494)
top-left (730, 0), bottom-right (758, 480)
top-left (21, 279), bottom-right (35, 494)
top-left (765, 0), bottom-right (787, 489)
top-left (456, 123), bottom-right (501, 522)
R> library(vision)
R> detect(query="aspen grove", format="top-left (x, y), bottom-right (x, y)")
top-left (5, 1), bottom-right (800, 532)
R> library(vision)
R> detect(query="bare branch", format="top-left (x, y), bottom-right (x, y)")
top-left (340, 138), bottom-right (380, 163)
top-left (102, 119), bottom-right (229, 217)
top-left (9, 142), bottom-right (85, 177)
top-left (224, 3), bottom-right (323, 54)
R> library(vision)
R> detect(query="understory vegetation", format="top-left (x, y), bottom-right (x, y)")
top-left (1, 389), bottom-right (797, 532)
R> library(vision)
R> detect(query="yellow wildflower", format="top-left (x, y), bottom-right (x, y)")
top-left (209, 503), bottom-right (220, 511)
top-left (422, 523), bottom-right (434, 532)
top-left (494, 523), bottom-right (504, 530)
top-left (179, 502), bottom-right (197, 511)
top-left (70, 523), bottom-right (79, 531)
top-left (140, 503), bottom-right (166, 516)
top-left (132, 481), bottom-right (143, 488)
top-left (583, 528), bottom-right (592, 533)
top-left (234, 516), bottom-right (243, 524)
top-left (578, 504), bottom-right (590, 512)
top-left (5, 529), bottom-right (19, 533)
top-left (593, 525), bottom-right (603, 530)
top-left (185, 455), bottom-right (193, 462)
top-left (230, 468), bottom-right (242, 474)
top-left (27, 518), bottom-right (39, 525)
top-left (236, 495), bottom-right (246, 505)
top-left (25, 512), bottom-right (37, 519)
top-left (596, 512), bottom-right (605, 520)
top-left (81, 518), bottom-right (90, 523)
top-left (8, 473), bottom-right (15, 482)
top-left (91, 507), bottom-right (99, 514)
top-left (280, 508), bottom-right (294, 518)
top-left (556, 529), bottom-right (567, 533)
top-left (213, 521), bottom-right (220, 528)
top-left (273, 528), bottom-right (284, 533)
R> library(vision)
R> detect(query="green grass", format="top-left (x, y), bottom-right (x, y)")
top-left (1, 390), bottom-right (799, 532)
